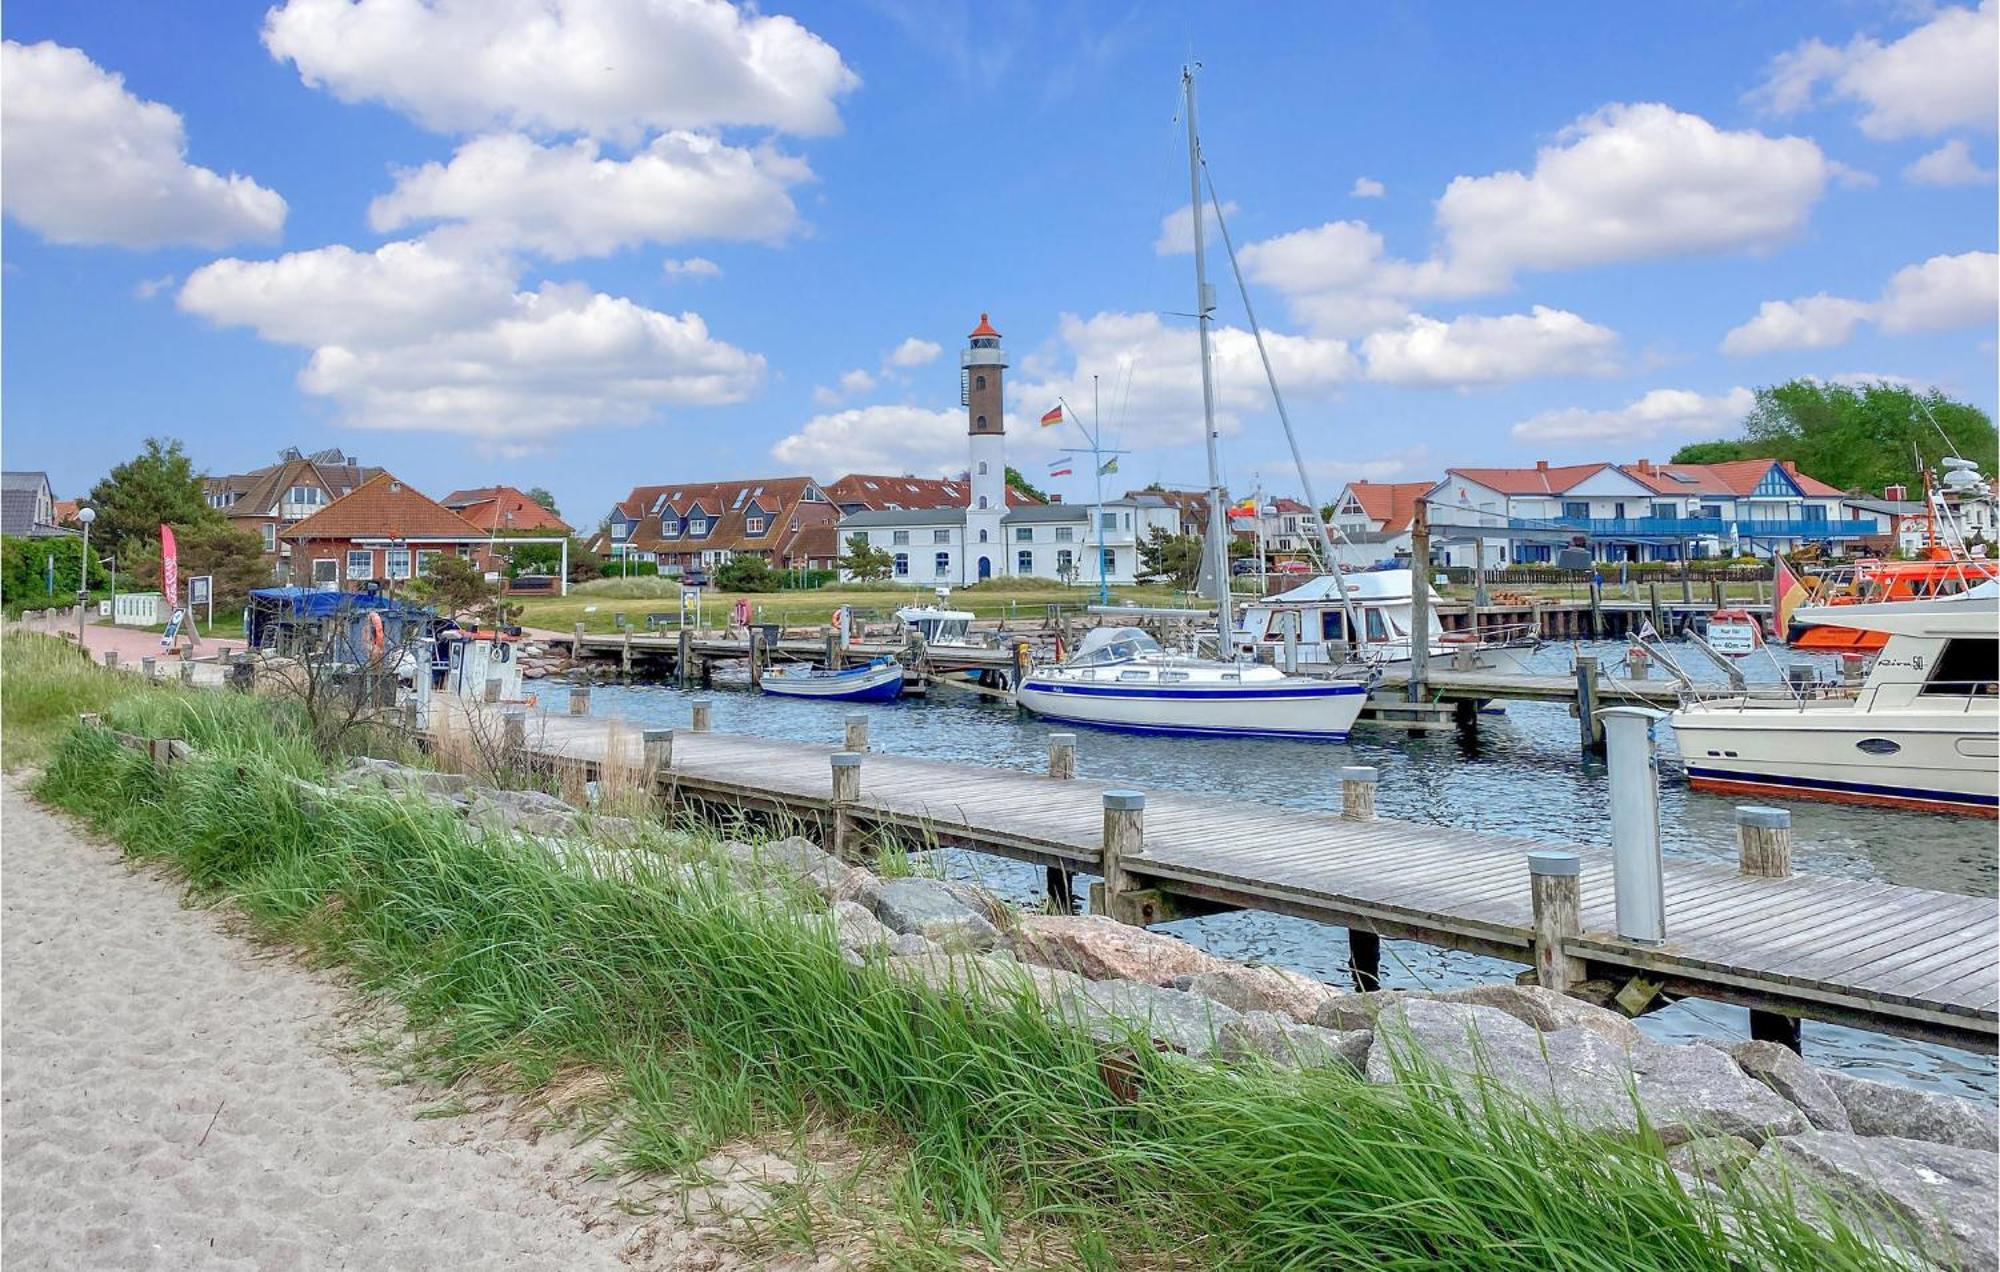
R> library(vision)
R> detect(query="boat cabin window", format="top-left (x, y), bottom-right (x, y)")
top-left (1922, 638), bottom-right (1999, 697)
top-left (1118, 670), bottom-right (1150, 682)
top-left (1161, 671), bottom-right (1189, 683)
top-left (1365, 609), bottom-right (1388, 642)
top-left (1321, 611), bottom-right (1345, 642)
top-left (1072, 629), bottom-right (1162, 666)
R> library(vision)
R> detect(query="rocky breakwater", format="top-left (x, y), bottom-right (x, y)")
top-left (329, 757), bottom-right (2000, 1270)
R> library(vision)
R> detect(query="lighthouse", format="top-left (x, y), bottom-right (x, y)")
top-left (962, 313), bottom-right (1007, 581)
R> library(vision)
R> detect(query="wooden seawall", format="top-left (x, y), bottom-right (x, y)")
top-left (515, 711), bottom-right (1998, 1056)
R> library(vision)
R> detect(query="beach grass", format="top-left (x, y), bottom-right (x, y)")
top-left (13, 636), bottom-right (1906, 1270)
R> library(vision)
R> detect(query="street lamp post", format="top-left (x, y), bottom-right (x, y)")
top-left (76, 507), bottom-right (97, 644)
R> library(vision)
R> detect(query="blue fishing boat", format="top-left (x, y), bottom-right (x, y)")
top-left (760, 658), bottom-right (905, 703)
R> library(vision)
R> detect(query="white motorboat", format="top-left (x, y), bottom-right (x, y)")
top-left (1232, 568), bottom-right (1538, 674)
top-left (1668, 586), bottom-right (1998, 816)
top-left (895, 603), bottom-right (980, 650)
top-left (1016, 628), bottom-right (1369, 740)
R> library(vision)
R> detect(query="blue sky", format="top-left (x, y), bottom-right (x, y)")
top-left (3, 0), bottom-right (1995, 529)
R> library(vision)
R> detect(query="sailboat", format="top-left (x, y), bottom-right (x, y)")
top-left (1014, 67), bottom-right (1370, 741)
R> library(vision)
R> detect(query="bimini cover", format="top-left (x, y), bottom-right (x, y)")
top-left (247, 587), bottom-right (434, 661)
top-left (1072, 626), bottom-right (1162, 665)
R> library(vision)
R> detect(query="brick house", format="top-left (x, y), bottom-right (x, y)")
top-left (281, 472), bottom-right (489, 589)
top-left (601, 476), bottom-right (846, 574)
top-left (441, 486), bottom-right (572, 535)
top-left (204, 447), bottom-right (382, 578)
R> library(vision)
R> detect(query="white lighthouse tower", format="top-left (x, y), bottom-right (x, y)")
top-left (962, 313), bottom-right (1007, 581)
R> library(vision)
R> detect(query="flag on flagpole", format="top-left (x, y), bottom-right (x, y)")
top-left (1039, 405), bottom-right (1063, 427)
top-left (1047, 459), bottom-right (1074, 477)
top-left (1226, 496), bottom-right (1257, 519)
top-left (161, 524), bottom-right (179, 607)
top-left (1098, 458), bottom-right (1118, 475)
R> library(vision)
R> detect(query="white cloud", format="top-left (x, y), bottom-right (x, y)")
top-left (1905, 139), bottom-right (1997, 186)
top-left (771, 404), bottom-right (967, 474)
top-left (367, 132), bottom-right (812, 258)
top-left (1719, 294), bottom-right (1872, 355)
top-left (133, 274), bottom-right (177, 300)
top-left (885, 336), bottom-right (942, 367)
top-left (1718, 250), bottom-right (1997, 352)
top-left (1349, 177), bottom-right (1385, 198)
top-left (1431, 104), bottom-right (1831, 291)
top-left (663, 256), bottom-right (722, 278)
top-left (1361, 306), bottom-right (1621, 387)
top-left (178, 238), bottom-right (762, 441)
top-left (1153, 200), bottom-right (1239, 255)
top-left (1510, 387), bottom-right (1754, 443)
top-left (262, 0), bottom-right (859, 139)
top-left (1237, 219), bottom-right (1437, 337)
top-left (1, 40), bottom-right (286, 249)
top-left (1753, 1), bottom-right (1997, 139)
top-left (838, 368), bottom-right (877, 395)
top-left (1875, 250), bottom-right (2000, 332)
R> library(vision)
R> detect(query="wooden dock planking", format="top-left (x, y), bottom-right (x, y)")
top-left (505, 719), bottom-right (1998, 1052)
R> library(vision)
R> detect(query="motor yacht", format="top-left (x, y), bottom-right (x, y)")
top-left (1231, 567), bottom-right (1539, 674)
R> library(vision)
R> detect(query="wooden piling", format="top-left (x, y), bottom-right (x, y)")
top-left (1339, 766), bottom-right (1378, 821)
top-left (677, 627), bottom-right (692, 689)
top-left (568, 686), bottom-right (590, 716)
top-left (179, 661), bottom-right (195, 687)
top-left (748, 628), bottom-right (765, 687)
top-left (1528, 851), bottom-right (1585, 995)
top-left (1736, 806), bottom-right (1793, 879)
top-left (1099, 790), bottom-right (1145, 925)
top-left (1347, 930), bottom-right (1382, 993)
top-left (844, 712), bottom-right (869, 753)
top-left (691, 699), bottom-right (712, 732)
top-left (502, 707), bottom-right (526, 757)
top-left (1629, 647), bottom-right (1651, 681)
top-left (102, 650), bottom-right (119, 669)
top-left (573, 622), bottom-right (585, 656)
top-left (141, 655), bottom-right (156, 679)
top-left (1648, 582), bottom-right (1665, 634)
top-left (1574, 655), bottom-right (1602, 756)
top-left (620, 629), bottom-right (633, 676)
top-left (1587, 579), bottom-right (1603, 639)
top-left (642, 728), bottom-right (673, 797)
top-left (1048, 732), bottom-right (1077, 780)
top-left (1407, 503), bottom-right (1430, 699)
top-left (830, 751), bottom-right (863, 859)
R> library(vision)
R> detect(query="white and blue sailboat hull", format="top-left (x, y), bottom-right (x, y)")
top-left (1016, 678), bottom-right (1367, 740)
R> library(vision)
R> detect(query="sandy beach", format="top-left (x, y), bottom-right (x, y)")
top-left (0, 780), bottom-right (644, 1271)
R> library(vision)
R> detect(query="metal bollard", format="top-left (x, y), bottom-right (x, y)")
top-left (1339, 766), bottom-right (1378, 822)
top-left (1602, 706), bottom-right (1667, 943)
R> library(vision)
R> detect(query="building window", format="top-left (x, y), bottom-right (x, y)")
top-left (346, 549), bottom-right (372, 580)
top-left (415, 550), bottom-right (441, 577)
top-left (1562, 501), bottom-right (1589, 520)
top-left (1651, 503), bottom-right (1679, 520)
top-left (1056, 549), bottom-right (1073, 575)
top-left (1099, 512), bottom-right (1117, 531)
top-left (1055, 526), bottom-right (1073, 543)
top-left (978, 496), bottom-right (989, 510)
top-left (933, 529), bottom-right (950, 544)
top-left (975, 375), bottom-right (986, 390)
top-left (1803, 505), bottom-right (1827, 523)
top-left (688, 518), bottom-right (709, 537)
top-left (1100, 548), bottom-right (1116, 574)
top-left (1010, 526), bottom-right (1029, 542)
top-left (287, 485), bottom-right (326, 506)
top-left (892, 530), bottom-right (911, 545)
top-left (976, 415), bottom-right (987, 430)
top-left (893, 552), bottom-right (909, 577)
top-left (1700, 503), bottom-right (1724, 520)
top-left (978, 461), bottom-right (988, 475)
top-left (385, 548), bottom-right (412, 579)
top-left (261, 524), bottom-right (277, 551)
top-left (978, 528), bottom-right (988, 542)
top-left (1017, 549), bottom-right (1033, 574)
top-left (311, 558), bottom-right (338, 584)
top-left (745, 516), bottom-right (765, 534)
top-left (934, 552), bottom-right (950, 577)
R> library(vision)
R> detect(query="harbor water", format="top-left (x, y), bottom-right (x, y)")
top-left (568, 638), bottom-right (1997, 1102)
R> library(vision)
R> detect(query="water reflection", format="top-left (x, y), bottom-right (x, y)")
top-left (570, 638), bottom-right (1996, 1100)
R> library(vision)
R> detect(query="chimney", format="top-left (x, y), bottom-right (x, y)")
top-left (1636, 458), bottom-right (1653, 475)
top-left (1535, 460), bottom-right (1549, 472)
top-left (1885, 483), bottom-right (1907, 502)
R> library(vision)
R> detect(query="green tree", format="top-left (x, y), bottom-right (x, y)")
top-left (406, 554), bottom-right (513, 626)
top-left (837, 533), bottom-right (893, 581)
top-left (129, 520), bottom-right (268, 609)
top-left (1004, 467), bottom-right (1048, 503)
top-left (83, 437), bottom-right (217, 556)
top-left (1, 536), bottom-right (108, 609)
top-left (525, 486), bottom-right (560, 515)
top-left (714, 554), bottom-right (781, 592)
top-left (1138, 527), bottom-right (1205, 588)
top-left (1674, 381), bottom-right (1995, 492)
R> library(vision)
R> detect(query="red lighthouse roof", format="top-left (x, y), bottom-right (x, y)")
top-left (968, 312), bottom-right (1000, 339)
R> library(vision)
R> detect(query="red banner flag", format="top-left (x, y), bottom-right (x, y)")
top-left (161, 524), bottom-right (179, 606)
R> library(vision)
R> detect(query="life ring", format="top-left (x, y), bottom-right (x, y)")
top-left (364, 611), bottom-right (386, 660)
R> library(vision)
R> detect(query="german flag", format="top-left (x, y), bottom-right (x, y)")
top-left (1039, 405), bottom-right (1064, 427)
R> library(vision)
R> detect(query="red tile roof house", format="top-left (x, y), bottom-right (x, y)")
top-left (603, 476), bottom-right (847, 575)
top-left (1327, 481), bottom-right (1434, 564)
top-left (203, 448), bottom-right (383, 578)
top-left (441, 486), bottom-right (572, 535)
top-left (823, 472), bottom-right (1044, 513)
top-left (281, 473), bottom-right (492, 591)
top-left (1422, 457), bottom-right (1875, 566)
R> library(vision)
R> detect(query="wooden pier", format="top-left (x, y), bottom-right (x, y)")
top-left (512, 713), bottom-right (1999, 1056)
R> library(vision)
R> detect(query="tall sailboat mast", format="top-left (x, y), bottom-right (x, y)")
top-left (1184, 65), bottom-right (1230, 604)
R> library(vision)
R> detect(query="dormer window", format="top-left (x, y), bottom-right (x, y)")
top-left (745, 516), bottom-right (766, 534)
top-left (689, 518), bottom-right (709, 537)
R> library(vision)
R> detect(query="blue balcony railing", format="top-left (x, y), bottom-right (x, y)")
top-left (1501, 516), bottom-right (1875, 540)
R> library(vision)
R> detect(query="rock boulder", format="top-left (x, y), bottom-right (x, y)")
top-left (1740, 1130), bottom-right (1998, 1271)
top-left (1013, 915), bottom-right (1230, 984)
top-left (1073, 979), bottom-right (1241, 1058)
top-left (1178, 965), bottom-right (1343, 1022)
top-left (1822, 1072), bottom-right (1999, 1152)
top-left (1218, 1012), bottom-right (1371, 1072)
top-left (867, 878), bottom-right (1001, 953)
top-left (1436, 984), bottom-right (1644, 1050)
top-left (1728, 1041), bottom-right (1851, 1133)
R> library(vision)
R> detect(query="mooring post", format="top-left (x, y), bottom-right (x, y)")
top-left (567, 685), bottom-right (590, 716)
top-left (675, 627), bottom-right (692, 689)
top-left (1528, 851), bottom-right (1585, 995)
top-left (1346, 929), bottom-right (1382, 993)
top-left (1048, 732), bottom-right (1077, 780)
top-left (141, 655), bottom-right (156, 680)
top-left (1648, 582), bottom-right (1666, 635)
top-left (1098, 791), bottom-right (1145, 926)
top-left (501, 706), bottom-right (526, 759)
top-left (102, 650), bottom-right (119, 670)
top-left (1472, 533), bottom-right (1490, 608)
top-left (691, 698), bottom-right (712, 732)
top-left (830, 751), bottom-right (863, 860)
top-left (1680, 574), bottom-right (1693, 606)
top-left (620, 629), bottom-right (633, 676)
top-left (1736, 805), bottom-right (1793, 878)
top-left (179, 660), bottom-right (195, 687)
top-left (483, 677), bottom-right (501, 704)
top-left (642, 727), bottom-right (673, 800)
top-left (1587, 577), bottom-right (1604, 639)
top-left (1339, 765), bottom-right (1378, 821)
top-left (1602, 706), bottom-right (1667, 944)
top-left (844, 712), bottom-right (869, 753)
top-left (1574, 655), bottom-right (1602, 757)
top-left (572, 622), bottom-right (585, 656)
top-left (149, 736), bottom-right (174, 776)
top-left (748, 628), bottom-right (765, 687)
top-left (1628, 647), bottom-right (1651, 681)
